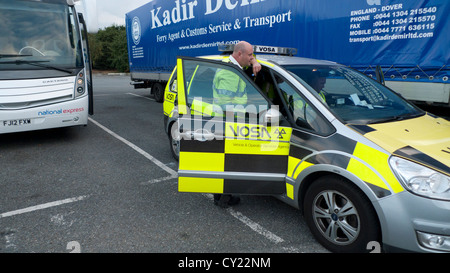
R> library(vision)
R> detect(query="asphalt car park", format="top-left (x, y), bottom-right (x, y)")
top-left (1, 74), bottom-right (448, 254)
top-left (0, 74), bottom-right (330, 253)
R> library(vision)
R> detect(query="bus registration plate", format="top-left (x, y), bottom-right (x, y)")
top-left (2, 119), bottom-right (32, 127)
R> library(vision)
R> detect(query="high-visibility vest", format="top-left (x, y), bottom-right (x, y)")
top-left (318, 91), bottom-right (326, 102)
top-left (213, 58), bottom-right (247, 107)
top-left (262, 82), bottom-right (275, 100)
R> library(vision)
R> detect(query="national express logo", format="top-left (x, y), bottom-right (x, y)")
top-left (38, 107), bottom-right (84, 116)
top-left (132, 16), bottom-right (142, 45)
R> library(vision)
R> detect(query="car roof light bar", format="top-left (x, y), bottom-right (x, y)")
top-left (218, 44), bottom-right (298, 56)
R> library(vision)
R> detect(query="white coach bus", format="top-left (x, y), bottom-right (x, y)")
top-left (0, 0), bottom-right (93, 134)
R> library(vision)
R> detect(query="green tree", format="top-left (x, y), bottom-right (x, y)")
top-left (110, 27), bottom-right (129, 72)
top-left (88, 25), bottom-right (129, 72)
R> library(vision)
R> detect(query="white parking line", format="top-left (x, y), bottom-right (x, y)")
top-left (141, 175), bottom-right (177, 185)
top-left (127, 92), bottom-right (155, 101)
top-left (88, 117), bottom-right (177, 177)
top-left (0, 195), bottom-right (89, 219)
top-left (228, 209), bottom-right (285, 244)
top-left (202, 194), bottom-right (285, 244)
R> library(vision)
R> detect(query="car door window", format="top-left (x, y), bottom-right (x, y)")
top-left (168, 68), bottom-right (177, 93)
top-left (273, 72), bottom-right (334, 135)
top-left (182, 58), bottom-right (270, 122)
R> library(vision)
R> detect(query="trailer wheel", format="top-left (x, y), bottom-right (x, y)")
top-left (152, 82), bottom-right (164, 103)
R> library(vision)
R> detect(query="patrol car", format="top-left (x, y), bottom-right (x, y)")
top-left (163, 45), bottom-right (450, 253)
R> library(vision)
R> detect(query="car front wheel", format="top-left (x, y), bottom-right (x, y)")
top-left (303, 175), bottom-right (381, 253)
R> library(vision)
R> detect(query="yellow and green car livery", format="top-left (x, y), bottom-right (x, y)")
top-left (163, 46), bottom-right (450, 253)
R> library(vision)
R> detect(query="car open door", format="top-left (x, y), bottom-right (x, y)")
top-left (176, 57), bottom-right (292, 195)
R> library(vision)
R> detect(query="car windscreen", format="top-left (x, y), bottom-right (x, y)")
top-left (283, 64), bottom-right (424, 125)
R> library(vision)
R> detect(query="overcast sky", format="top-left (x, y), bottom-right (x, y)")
top-left (79, 0), bottom-right (152, 31)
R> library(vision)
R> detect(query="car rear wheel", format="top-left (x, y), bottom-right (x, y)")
top-left (303, 175), bottom-right (381, 253)
top-left (169, 121), bottom-right (180, 161)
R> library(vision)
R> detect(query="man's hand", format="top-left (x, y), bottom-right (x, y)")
top-left (251, 59), bottom-right (261, 76)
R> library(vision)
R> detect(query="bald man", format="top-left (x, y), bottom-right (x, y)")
top-left (212, 41), bottom-right (261, 208)
top-left (230, 41), bottom-right (261, 76)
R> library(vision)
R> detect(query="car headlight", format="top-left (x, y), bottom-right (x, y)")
top-left (389, 156), bottom-right (450, 200)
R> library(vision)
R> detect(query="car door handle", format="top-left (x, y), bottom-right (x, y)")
top-left (181, 129), bottom-right (215, 141)
top-left (192, 129), bottom-right (215, 141)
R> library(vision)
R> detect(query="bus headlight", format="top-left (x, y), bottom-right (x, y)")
top-left (389, 156), bottom-right (450, 200)
top-left (75, 71), bottom-right (85, 97)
